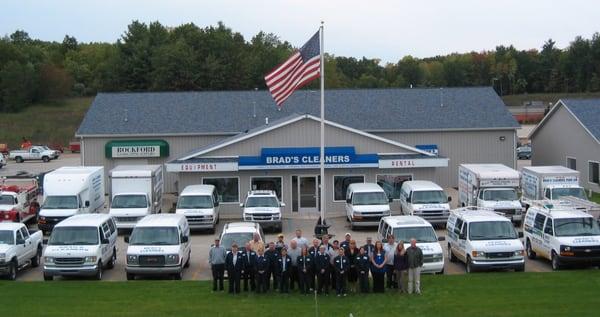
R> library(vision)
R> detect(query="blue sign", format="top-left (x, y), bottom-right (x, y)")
top-left (416, 144), bottom-right (438, 156)
top-left (238, 146), bottom-right (378, 169)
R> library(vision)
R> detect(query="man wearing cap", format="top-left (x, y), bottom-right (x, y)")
top-left (291, 229), bottom-right (309, 249)
top-left (208, 238), bottom-right (226, 292)
top-left (340, 233), bottom-right (352, 252)
top-left (225, 244), bottom-right (245, 294)
top-left (275, 234), bottom-right (287, 255)
top-left (363, 237), bottom-right (375, 259)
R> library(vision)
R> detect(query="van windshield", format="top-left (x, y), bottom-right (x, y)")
top-left (44, 196), bottom-right (78, 209)
top-left (551, 188), bottom-right (587, 200)
top-left (129, 227), bottom-right (179, 245)
top-left (469, 221), bottom-right (517, 240)
top-left (0, 195), bottom-right (15, 205)
top-left (554, 218), bottom-right (600, 237)
top-left (392, 227), bottom-right (438, 243)
top-left (482, 189), bottom-right (518, 201)
top-left (411, 190), bottom-right (447, 204)
top-left (246, 197), bottom-right (279, 208)
top-left (112, 195), bottom-right (147, 209)
top-left (221, 232), bottom-right (254, 250)
top-left (352, 192), bottom-right (389, 205)
top-left (0, 230), bottom-right (14, 244)
top-left (178, 195), bottom-right (213, 209)
top-left (48, 227), bottom-right (99, 245)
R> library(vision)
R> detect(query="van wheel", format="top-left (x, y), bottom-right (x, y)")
top-left (31, 246), bottom-right (42, 267)
top-left (42, 156), bottom-right (50, 163)
top-left (43, 273), bottom-right (53, 281)
top-left (7, 260), bottom-right (17, 280)
top-left (173, 269), bottom-right (183, 280)
top-left (551, 252), bottom-right (561, 271)
top-left (448, 244), bottom-right (457, 262)
top-left (126, 273), bottom-right (135, 280)
top-left (184, 251), bottom-right (191, 268)
top-left (106, 249), bottom-right (116, 269)
top-left (526, 240), bottom-right (536, 259)
top-left (515, 265), bottom-right (525, 272)
top-left (95, 261), bottom-right (103, 280)
top-left (465, 256), bottom-right (474, 273)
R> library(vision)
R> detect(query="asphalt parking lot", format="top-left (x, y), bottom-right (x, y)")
top-left (4, 156), bottom-right (554, 281)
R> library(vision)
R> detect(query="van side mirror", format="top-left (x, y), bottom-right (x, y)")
top-left (280, 202), bottom-right (286, 207)
top-left (438, 236), bottom-right (445, 242)
top-left (16, 238), bottom-right (25, 245)
top-left (181, 236), bottom-right (189, 243)
top-left (459, 233), bottom-right (466, 240)
top-left (214, 201), bottom-right (219, 207)
top-left (124, 236), bottom-right (129, 243)
top-left (346, 198), bottom-right (351, 204)
top-left (447, 196), bottom-right (452, 202)
top-left (85, 201), bottom-right (90, 207)
top-left (389, 197), bottom-right (393, 203)
top-left (101, 238), bottom-right (109, 244)
top-left (153, 201), bottom-right (159, 207)
top-left (518, 231), bottom-right (524, 238)
top-left (239, 203), bottom-right (244, 208)
top-left (15, 198), bottom-right (19, 204)
top-left (406, 197), bottom-right (411, 203)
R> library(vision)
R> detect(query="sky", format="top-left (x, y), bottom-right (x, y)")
top-left (2, 0), bottom-right (600, 64)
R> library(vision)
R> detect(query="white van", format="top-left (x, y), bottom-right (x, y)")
top-left (446, 207), bottom-right (525, 273)
top-left (523, 202), bottom-right (600, 270)
top-left (399, 181), bottom-right (451, 226)
top-left (176, 185), bottom-right (220, 232)
top-left (346, 183), bottom-right (392, 229)
top-left (241, 190), bottom-right (283, 231)
top-left (377, 216), bottom-right (445, 274)
top-left (42, 214), bottom-right (118, 280)
top-left (125, 214), bottom-right (191, 280)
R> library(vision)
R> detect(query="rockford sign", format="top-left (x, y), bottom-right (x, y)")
top-left (112, 145), bottom-right (161, 158)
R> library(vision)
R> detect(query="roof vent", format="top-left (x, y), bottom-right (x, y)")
top-left (440, 88), bottom-right (444, 107)
top-left (265, 117), bottom-right (269, 125)
top-left (124, 108), bottom-right (128, 122)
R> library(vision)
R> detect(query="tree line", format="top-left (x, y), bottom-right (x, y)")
top-left (1, 20), bottom-right (600, 112)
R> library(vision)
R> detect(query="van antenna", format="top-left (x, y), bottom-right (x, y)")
top-left (440, 88), bottom-right (444, 108)
top-left (124, 108), bottom-right (128, 122)
top-left (253, 88), bottom-right (257, 118)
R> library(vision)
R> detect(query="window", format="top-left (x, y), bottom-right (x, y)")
top-left (589, 161), bottom-right (599, 185)
top-left (376, 174), bottom-right (412, 199)
top-left (102, 223), bottom-right (110, 239)
top-left (333, 175), bottom-right (364, 201)
top-left (454, 219), bottom-right (464, 236)
top-left (566, 157), bottom-right (577, 170)
top-left (534, 214), bottom-right (546, 231)
top-left (250, 177), bottom-right (282, 199)
top-left (544, 218), bottom-right (554, 236)
top-left (107, 218), bottom-right (116, 234)
top-left (203, 177), bottom-right (239, 203)
top-left (20, 227), bottom-right (29, 239)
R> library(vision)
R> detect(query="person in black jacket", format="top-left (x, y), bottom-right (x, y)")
top-left (393, 241), bottom-right (409, 293)
top-left (356, 247), bottom-right (370, 293)
top-left (333, 247), bottom-right (349, 297)
top-left (297, 246), bottom-right (313, 294)
top-left (264, 242), bottom-right (278, 291)
top-left (315, 245), bottom-right (330, 294)
top-left (255, 246), bottom-right (269, 294)
top-left (242, 242), bottom-right (257, 292)
top-left (307, 238), bottom-right (321, 290)
top-left (276, 248), bottom-right (292, 293)
top-left (225, 244), bottom-right (245, 294)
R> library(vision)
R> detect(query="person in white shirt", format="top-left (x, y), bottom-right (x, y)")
top-left (291, 229), bottom-right (309, 249)
top-left (383, 235), bottom-right (397, 289)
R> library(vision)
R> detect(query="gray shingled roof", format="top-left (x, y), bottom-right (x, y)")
top-left (562, 99), bottom-right (600, 142)
top-left (76, 87), bottom-right (518, 136)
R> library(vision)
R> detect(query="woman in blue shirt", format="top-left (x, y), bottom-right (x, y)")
top-left (370, 240), bottom-right (387, 293)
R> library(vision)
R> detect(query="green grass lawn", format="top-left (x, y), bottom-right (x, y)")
top-left (589, 192), bottom-right (600, 204)
top-left (0, 97), bottom-right (93, 149)
top-left (1, 271), bottom-right (599, 316)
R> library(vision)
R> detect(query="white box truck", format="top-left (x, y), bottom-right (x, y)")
top-left (521, 166), bottom-right (600, 216)
top-left (108, 165), bottom-right (164, 229)
top-left (37, 166), bottom-right (105, 234)
top-left (458, 164), bottom-right (524, 224)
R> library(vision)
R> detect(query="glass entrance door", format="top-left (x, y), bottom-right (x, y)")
top-left (298, 176), bottom-right (318, 212)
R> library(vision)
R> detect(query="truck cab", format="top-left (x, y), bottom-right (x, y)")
top-left (176, 185), bottom-right (220, 232)
top-left (346, 183), bottom-right (392, 229)
top-left (0, 178), bottom-right (39, 223)
top-left (0, 223), bottom-right (43, 280)
top-left (241, 190), bottom-right (283, 232)
top-left (399, 180), bottom-right (451, 226)
top-left (446, 207), bottom-right (525, 273)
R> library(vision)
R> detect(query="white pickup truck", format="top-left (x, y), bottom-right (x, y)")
top-left (9, 146), bottom-right (56, 163)
top-left (0, 223), bottom-right (43, 280)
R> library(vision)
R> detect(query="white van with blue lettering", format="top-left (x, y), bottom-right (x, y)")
top-left (446, 207), bottom-right (525, 273)
top-left (523, 202), bottom-right (600, 270)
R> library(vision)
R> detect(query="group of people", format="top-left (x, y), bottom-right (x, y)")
top-left (208, 229), bottom-right (424, 296)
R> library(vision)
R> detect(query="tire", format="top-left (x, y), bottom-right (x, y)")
top-left (173, 269), bottom-right (183, 280)
top-left (31, 246), bottom-right (42, 267)
top-left (42, 156), bottom-right (50, 163)
top-left (7, 260), bottom-right (17, 281)
top-left (184, 251), bottom-right (191, 268)
top-left (106, 249), bottom-right (116, 269)
top-left (15, 156), bottom-right (23, 163)
top-left (126, 273), bottom-right (135, 281)
top-left (465, 256), bottom-right (474, 274)
top-left (95, 261), bottom-right (103, 280)
top-left (448, 244), bottom-right (458, 262)
top-left (43, 273), bottom-right (53, 281)
top-left (515, 265), bottom-right (525, 272)
top-left (526, 240), bottom-right (536, 260)
top-left (551, 252), bottom-right (561, 271)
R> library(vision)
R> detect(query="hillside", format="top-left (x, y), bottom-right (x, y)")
top-left (0, 97), bottom-right (92, 149)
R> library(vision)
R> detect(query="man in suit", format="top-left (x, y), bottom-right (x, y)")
top-left (297, 246), bottom-right (313, 294)
top-left (315, 245), bottom-right (331, 294)
top-left (356, 247), bottom-right (371, 293)
top-left (276, 248), bottom-right (292, 293)
top-left (264, 242), bottom-right (278, 291)
top-left (225, 244), bottom-right (244, 294)
top-left (333, 247), bottom-right (349, 297)
top-left (255, 247), bottom-right (269, 294)
top-left (241, 242), bottom-right (257, 292)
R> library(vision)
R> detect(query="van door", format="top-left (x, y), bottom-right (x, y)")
top-left (542, 218), bottom-right (554, 258)
top-left (20, 227), bottom-right (35, 260)
top-left (345, 192), bottom-right (353, 220)
top-left (399, 188), bottom-right (408, 215)
top-left (213, 190), bottom-right (220, 221)
top-left (15, 230), bottom-right (29, 265)
top-left (456, 221), bottom-right (467, 262)
top-left (532, 213), bottom-right (547, 256)
top-left (100, 222), bottom-right (113, 263)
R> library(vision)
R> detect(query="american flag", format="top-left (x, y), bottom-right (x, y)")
top-left (265, 30), bottom-right (321, 106)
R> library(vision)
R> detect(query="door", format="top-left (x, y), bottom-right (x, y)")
top-left (298, 176), bottom-right (318, 212)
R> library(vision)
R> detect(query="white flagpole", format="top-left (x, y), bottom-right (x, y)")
top-left (319, 22), bottom-right (325, 225)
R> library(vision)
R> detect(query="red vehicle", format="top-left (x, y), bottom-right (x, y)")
top-left (0, 178), bottom-right (39, 223)
top-left (0, 144), bottom-right (9, 155)
top-left (69, 141), bottom-right (80, 153)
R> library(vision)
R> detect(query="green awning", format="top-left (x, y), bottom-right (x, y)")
top-left (105, 140), bottom-right (169, 158)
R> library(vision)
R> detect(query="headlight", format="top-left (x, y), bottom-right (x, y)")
top-left (562, 246), bottom-right (571, 252)
top-left (560, 245), bottom-right (574, 256)
top-left (127, 254), bottom-right (138, 265)
top-left (84, 256), bottom-right (97, 263)
top-left (514, 250), bottom-right (525, 257)
top-left (44, 256), bottom-right (54, 263)
top-left (166, 254), bottom-right (179, 264)
top-left (472, 251), bottom-right (486, 258)
top-left (0, 253), bottom-right (5, 259)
